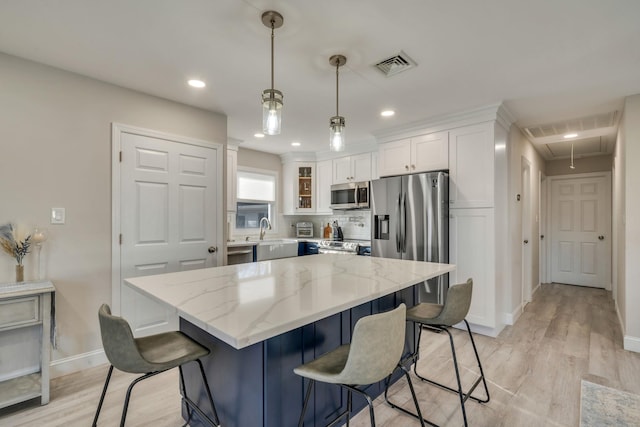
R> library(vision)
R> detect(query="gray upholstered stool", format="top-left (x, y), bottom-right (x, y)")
top-left (386, 279), bottom-right (490, 427)
top-left (293, 304), bottom-right (425, 427)
top-left (92, 304), bottom-right (220, 427)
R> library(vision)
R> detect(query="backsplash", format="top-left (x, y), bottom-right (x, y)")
top-left (287, 212), bottom-right (371, 241)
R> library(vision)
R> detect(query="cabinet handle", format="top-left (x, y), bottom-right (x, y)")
top-left (411, 164), bottom-right (415, 169)
top-left (598, 235), bottom-right (605, 240)
top-left (405, 165), bottom-right (409, 170)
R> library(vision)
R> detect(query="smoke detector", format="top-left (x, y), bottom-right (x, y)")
top-left (374, 51), bottom-right (417, 77)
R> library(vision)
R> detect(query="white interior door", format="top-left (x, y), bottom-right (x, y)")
top-left (116, 127), bottom-right (221, 336)
top-left (550, 173), bottom-right (611, 288)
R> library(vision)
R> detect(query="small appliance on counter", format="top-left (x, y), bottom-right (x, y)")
top-left (296, 222), bottom-right (314, 238)
top-left (332, 220), bottom-right (343, 241)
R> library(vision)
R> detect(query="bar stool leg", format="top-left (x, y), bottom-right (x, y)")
top-left (298, 380), bottom-right (313, 427)
top-left (464, 320), bottom-right (491, 403)
top-left (92, 365), bottom-right (114, 427)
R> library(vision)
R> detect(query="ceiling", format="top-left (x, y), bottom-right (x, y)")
top-left (1, 0), bottom-right (639, 158)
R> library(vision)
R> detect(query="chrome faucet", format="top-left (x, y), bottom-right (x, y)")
top-left (259, 217), bottom-right (272, 240)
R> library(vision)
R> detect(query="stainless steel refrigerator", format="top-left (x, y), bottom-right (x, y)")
top-left (371, 171), bottom-right (448, 304)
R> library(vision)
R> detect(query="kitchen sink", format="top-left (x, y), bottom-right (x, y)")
top-left (255, 239), bottom-right (299, 261)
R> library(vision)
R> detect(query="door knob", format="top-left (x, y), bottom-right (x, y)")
top-left (540, 235), bottom-right (544, 240)
top-left (208, 246), bottom-right (217, 253)
top-left (523, 240), bottom-right (529, 244)
top-left (598, 235), bottom-right (605, 240)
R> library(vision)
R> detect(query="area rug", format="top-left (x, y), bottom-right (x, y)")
top-left (580, 380), bottom-right (640, 426)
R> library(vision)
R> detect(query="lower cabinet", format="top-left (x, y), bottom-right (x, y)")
top-left (449, 208), bottom-right (496, 329)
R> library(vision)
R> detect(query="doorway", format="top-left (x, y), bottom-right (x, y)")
top-left (521, 158), bottom-right (533, 305)
top-left (549, 172), bottom-right (611, 289)
top-left (111, 123), bottom-right (224, 336)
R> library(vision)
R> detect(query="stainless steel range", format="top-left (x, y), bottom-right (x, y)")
top-left (318, 240), bottom-right (362, 254)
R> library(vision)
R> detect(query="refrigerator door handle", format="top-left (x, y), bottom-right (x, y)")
top-left (400, 191), bottom-right (407, 253)
top-left (395, 195), bottom-right (401, 252)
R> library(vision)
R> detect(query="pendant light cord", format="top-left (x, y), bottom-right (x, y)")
top-left (336, 62), bottom-right (340, 116)
top-left (270, 21), bottom-right (275, 90)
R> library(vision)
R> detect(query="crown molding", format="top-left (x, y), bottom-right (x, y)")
top-left (374, 103), bottom-right (516, 144)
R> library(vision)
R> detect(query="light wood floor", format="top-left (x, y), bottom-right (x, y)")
top-left (1, 283), bottom-right (638, 427)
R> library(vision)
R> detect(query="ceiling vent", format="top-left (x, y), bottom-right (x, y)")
top-left (374, 51), bottom-right (417, 77)
top-left (523, 111), bottom-right (618, 139)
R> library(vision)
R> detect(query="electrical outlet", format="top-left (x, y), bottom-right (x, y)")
top-left (51, 208), bottom-right (65, 224)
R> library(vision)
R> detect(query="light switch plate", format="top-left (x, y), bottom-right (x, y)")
top-left (51, 208), bottom-right (65, 224)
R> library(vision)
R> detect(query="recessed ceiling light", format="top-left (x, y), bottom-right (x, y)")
top-left (187, 79), bottom-right (206, 88)
top-left (564, 133), bottom-right (578, 139)
top-left (254, 133), bottom-right (265, 138)
top-left (291, 142), bottom-right (301, 147)
top-left (381, 110), bottom-right (395, 117)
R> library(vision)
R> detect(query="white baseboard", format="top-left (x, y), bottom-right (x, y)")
top-left (624, 335), bottom-right (640, 353)
top-left (532, 282), bottom-right (541, 295)
top-left (453, 321), bottom-right (504, 338)
top-left (50, 349), bottom-right (108, 379)
top-left (503, 304), bottom-right (523, 326)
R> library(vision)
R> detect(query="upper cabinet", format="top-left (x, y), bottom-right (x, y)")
top-left (315, 159), bottom-right (333, 214)
top-left (378, 131), bottom-right (448, 177)
top-left (448, 122), bottom-right (494, 208)
top-left (226, 146), bottom-right (238, 212)
top-left (283, 162), bottom-right (316, 215)
top-left (332, 153), bottom-right (372, 184)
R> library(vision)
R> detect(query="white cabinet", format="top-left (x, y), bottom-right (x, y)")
top-left (315, 159), bottom-right (333, 214)
top-left (332, 153), bottom-right (372, 184)
top-left (226, 146), bottom-right (238, 212)
top-left (0, 281), bottom-right (55, 409)
top-left (449, 209), bottom-right (496, 328)
top-left (449, 123), bottom-right (494, 208)
top-left (378, 131), bottom-right (448, 177)
top-left (282, 162), bottom-right (315, 215)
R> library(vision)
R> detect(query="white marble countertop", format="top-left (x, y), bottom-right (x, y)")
top-left (0, 280), bottom-right (55, 299)
top-left (124, 255), bottom-right (454, 349)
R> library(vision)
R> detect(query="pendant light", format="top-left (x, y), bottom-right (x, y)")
top-left (329, 54), bottom-right (347, 152)
top-left (570, 143), bottom-right (576, 169)
top-left (261, 11), bottom-right (284, 135)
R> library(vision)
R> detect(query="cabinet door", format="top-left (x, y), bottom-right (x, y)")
top-left (449, 208), bottom-right (495, 328)
top-left (295, 163), bottom-right (315, 213)
top-left (449, 123), bottom-right (494, 208)
top-left (226, 148), bottom-right (237, 212)
top-left (316, 159), bottom-right (333, 214)
top-left (370, 151), bottom-right (379, 181)
top-left (332, 157), bottom-right (352, 184)
top-left (378, 139), bottom-right (411, 177)
top-left (411, 131), bottom-right (448, 173)
top-left (351, 153), bottom-right (372, 182)
top-left (282, 162), bottom-right (296, 215)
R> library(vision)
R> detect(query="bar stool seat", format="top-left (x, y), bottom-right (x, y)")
top-left (385, 279), bottom-right (490, 427)
top-left (92, 304), bottom-right (220, 427)
top-left (294, 304), bottom-right (426, 427)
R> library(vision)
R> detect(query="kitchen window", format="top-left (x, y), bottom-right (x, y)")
top-left (236, 168), bottom-right (277, 232)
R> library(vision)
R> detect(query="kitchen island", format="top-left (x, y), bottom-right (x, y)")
top-left (124, 254), bottom-right (454, 427)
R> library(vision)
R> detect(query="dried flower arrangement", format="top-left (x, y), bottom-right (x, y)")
top-left (0, 223), bottom-right (31, 265)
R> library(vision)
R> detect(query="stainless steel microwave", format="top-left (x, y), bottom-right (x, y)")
top-left (330, 181), bottom-right (370, 210)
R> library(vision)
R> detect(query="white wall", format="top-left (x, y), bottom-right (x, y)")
top-left (620, 94), bottom-right (640, 350)
top-left (613, 108), bottom-right (626, 334)
top-left (0, 53), bottom-right (226, 373)
top-left (546, 154), bottom-right (612, 176)
top-left (506, 125), bottom-right (546, 323)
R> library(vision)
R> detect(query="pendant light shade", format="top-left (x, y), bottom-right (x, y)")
top-left (329, 54), bottom-right (347, 152)
top-left (261, 11), bottom-right (284, 136)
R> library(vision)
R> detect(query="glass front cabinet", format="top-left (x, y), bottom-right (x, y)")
top-left (283, 162), bottom-right (316, 215)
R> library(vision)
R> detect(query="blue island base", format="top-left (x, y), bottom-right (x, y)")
top-left (179, 285), bottom-right (418, 427)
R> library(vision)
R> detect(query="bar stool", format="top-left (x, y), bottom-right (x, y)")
top-left (92, 304), bottom-right (220, 427)
top-left (386, 279), bottom-right (490, 427)
top-left (293, 304), bottom-right (425, 427)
